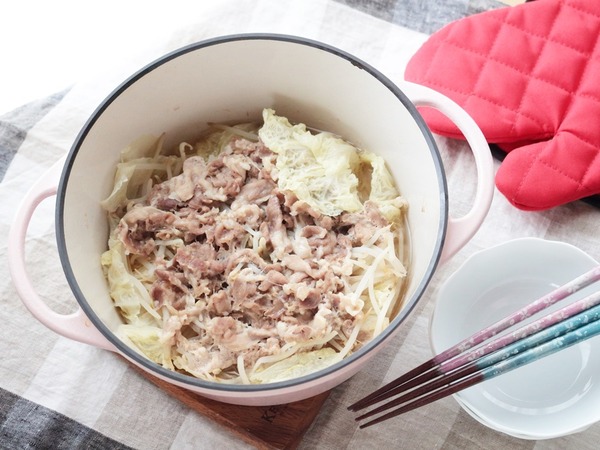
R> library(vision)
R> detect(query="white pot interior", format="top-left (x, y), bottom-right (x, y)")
top-left (57, 35), bottom-right (446, 395)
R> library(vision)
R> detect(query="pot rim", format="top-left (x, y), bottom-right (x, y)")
top-left (55, 32), bottom-right (448, 393)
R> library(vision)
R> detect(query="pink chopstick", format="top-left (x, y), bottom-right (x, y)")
top-left (348, 265), bottom-right (600, 412)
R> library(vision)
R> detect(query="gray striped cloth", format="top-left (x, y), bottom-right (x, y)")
top-left (3, 1), bottom-right (600, 449)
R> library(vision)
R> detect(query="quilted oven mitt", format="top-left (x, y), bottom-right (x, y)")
top-left (404, 0), bottom-right (600, 211)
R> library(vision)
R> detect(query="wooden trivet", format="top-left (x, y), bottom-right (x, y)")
top-left (131, 365), bottom-right (330, 449)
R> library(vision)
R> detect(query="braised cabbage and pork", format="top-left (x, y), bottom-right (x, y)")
top-left (101, 109), bottom-right (408, 384)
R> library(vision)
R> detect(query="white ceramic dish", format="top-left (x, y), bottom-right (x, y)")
top-left (430, 238), bottom-right (600, 439)
top-left (9, 34), bottom-right (494, 406)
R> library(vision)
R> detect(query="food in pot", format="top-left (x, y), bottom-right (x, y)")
top-left (100, 109), bottom-right (409, 384)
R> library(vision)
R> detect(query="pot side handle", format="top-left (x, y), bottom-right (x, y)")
top-left (401, 81), bottom-right (495, 263)
top-left (8, 157), bottom-right (116, 352)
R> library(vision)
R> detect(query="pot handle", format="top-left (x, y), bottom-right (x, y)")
top-left (8, 157), bottom-right (116, 352)
top-left (401, 81), bottom-right (495, 263)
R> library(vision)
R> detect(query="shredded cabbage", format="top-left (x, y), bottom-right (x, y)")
top-left (259, 108), bottom-right (363, 216)
top-left (250, 348), bottom-right (339, 384)
top-left (101, 239), bottom-right (160, 322)
top-left (118, 323), bottom-right (173, 369)
top-left (259, 108), bottom-right (406, 221)
top-left (359, 151), bottom-right (408, 222)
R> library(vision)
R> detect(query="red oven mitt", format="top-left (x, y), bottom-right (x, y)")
top-left (404, 0), bottom-right (600, 211)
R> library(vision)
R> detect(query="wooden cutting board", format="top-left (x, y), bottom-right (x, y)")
top-left (131, 365), bottom-right (330, 449)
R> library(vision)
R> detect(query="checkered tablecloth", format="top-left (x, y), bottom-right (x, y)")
top-left (2, 1), bottom-right (600, 448)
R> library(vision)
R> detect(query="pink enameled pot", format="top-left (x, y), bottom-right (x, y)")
top-left (9, 34), bottom-right (494, 406)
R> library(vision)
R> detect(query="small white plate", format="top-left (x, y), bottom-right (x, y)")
top-left (430, 238), bottom-right (600, 439)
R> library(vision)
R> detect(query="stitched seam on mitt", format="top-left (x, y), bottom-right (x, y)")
top-left (510, 4), bottom-right (563, 137)
top-left (422, 21), bottom-right (445, 88)
top-left (465, 13), bottom-right (504, 126)
top-left (410, 75), bottom-right (550, 136)
top-left (537, 145), bottom-right (591, 190)
top-left (565, 0), bottom-right (600, 23)
top-left (578, 148), bottom-right (600, 194)
top-left (438, 38), bottom-right (573, 96)
top-left (420, 41), bottom-right (600, 137)
top-left (513, 2), bottom-right (564, 200)
top-left (552, 3), bottom-right (600, 194)
top-left (576, 85), bottom-right (600, 106)
top-left (486, 2), bottom-right (600, 58)
top-left (567, 110), bottom-right (600, 149)
top-left (569, 129), bottom-right (600, 193)
top-left (407, 26), bottom-right (549, 136)
top-left (512, 131), bottom-right (598, 199)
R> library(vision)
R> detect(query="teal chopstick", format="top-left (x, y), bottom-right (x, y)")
top-left (358, 316), bottom-right (600, 428)
top-left (356, 300), bottom-right (600, 424)
top-left (349, 265), bottom-right (600, 413)
top-left (472, 301), bottom-right (600, 372)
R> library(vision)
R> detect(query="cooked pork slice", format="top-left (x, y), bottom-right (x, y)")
top-left (225, 248), bottom-right (268, 275)
top-left (231, 204), bottom-right (263, 228)
top-left (282, 254), bottom-right (313, 277)
top-left (208, 291), bottom-right (231, 315)
top-left (176, 338), bottom-right (236, 376)
top-left (174, 207), bottom-right (219, 242)
top-left (231, 178), bottom-right (276, 209)
top-left (258, 269), bottom-right (288, 291)
top-left (264, 196), bottom-right (293, 260)
top-left (117, 206), bottom-right (178, 255)
top-left (339, 201), bottom-right (391, 245)
top-left (300, 225), bottom-right (336, 258)
top-left (174, 242), bottom-right (226, 279)
top-left (151, 269), bottom-right (190, 310)
top-left (207, 317), bottom-right (260, 352)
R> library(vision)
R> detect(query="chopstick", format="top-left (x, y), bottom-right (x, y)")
top-left (355, 298), bottom-right (600, 427)
top-left (348, 265), bottom-right (600, 427)
top-left (348, 265), bottom-right (600, 413)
